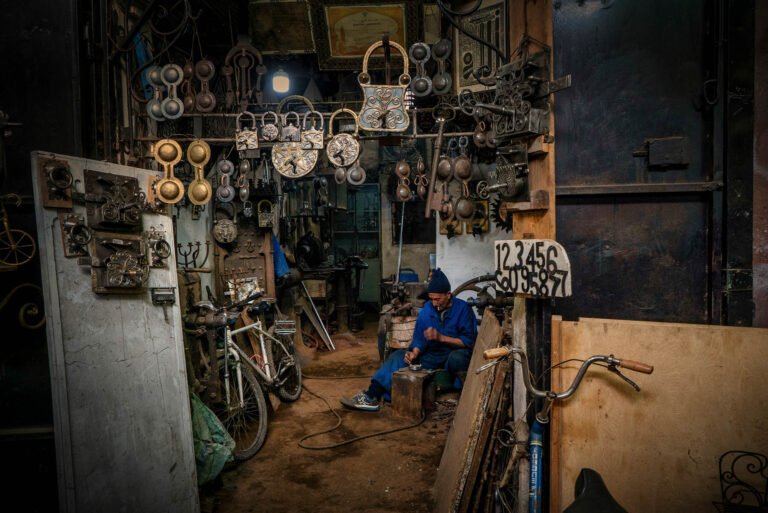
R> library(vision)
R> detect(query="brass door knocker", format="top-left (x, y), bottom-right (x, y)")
top-left (215, 159), bottom-right (236, 202)
top-left (160, 64), bottom-right (184, 120)
top-left (358, 40), bottom-right (411, 132)
top-left (194, 59), bottom-right (217, 112)
top-left (186, 139), bottom-right (213, 205)
top-left (395, 160), bottom-right (412, 201)
top-left (153, 139), bottom-right (185, 204)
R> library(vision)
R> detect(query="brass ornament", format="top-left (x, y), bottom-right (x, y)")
top-left (186, 139), bottom-right (213, 205)
top-left (358, 40), bottom-right (411, 132)
top-left (326, 108), bottom-right (360, 169)
top-left (153, 139), bottom-right (185, 204)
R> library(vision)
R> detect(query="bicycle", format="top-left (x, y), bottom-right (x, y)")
top-left (478, 345), bottom-right (654, 513)
top-left (186, 291), bottom-right (302, 460)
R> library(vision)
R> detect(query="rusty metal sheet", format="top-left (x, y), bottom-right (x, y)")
top-left (555, 198), bottom-right (710, 323)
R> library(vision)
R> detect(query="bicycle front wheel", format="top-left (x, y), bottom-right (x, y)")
top-left (271, 333), bottom-right (302, 402)
top-left (215, 361), bottom-right (268, 461)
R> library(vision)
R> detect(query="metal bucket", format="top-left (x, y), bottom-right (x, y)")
top-left (388, 315), bottom-right (417, 349)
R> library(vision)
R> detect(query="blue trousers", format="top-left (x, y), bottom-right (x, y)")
top-left (370, 348), bottom-right (472, 401)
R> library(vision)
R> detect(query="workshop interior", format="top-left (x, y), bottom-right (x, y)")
top-left (0, 1), bottom-right (767, 512)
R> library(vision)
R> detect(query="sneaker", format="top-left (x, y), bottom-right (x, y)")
top-left (340, 391), bottom-right (380, 411)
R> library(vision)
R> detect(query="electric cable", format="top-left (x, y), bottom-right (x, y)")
top-left (297, 381), bottom-right (427, 450)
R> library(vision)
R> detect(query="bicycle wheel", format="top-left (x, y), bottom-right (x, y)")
top-left (271, 333), bottom-right (302, 402)
top-left (0, 229), bottom-right (36, 267)
top-left (215, 360), bottom-right (268, 461)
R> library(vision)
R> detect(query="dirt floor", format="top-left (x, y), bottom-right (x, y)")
top-left (202, 319), bottom-right (458, 513)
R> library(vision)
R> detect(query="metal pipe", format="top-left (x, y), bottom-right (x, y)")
top-left (395, 200), bottom-right (405, 283)
top-left (424, 118), bottom-right (446, 218)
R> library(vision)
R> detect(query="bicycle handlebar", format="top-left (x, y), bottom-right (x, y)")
top-left (482, 346), bottom-right (654, 374)
top-left (479, 345), bottom-right (654, 413)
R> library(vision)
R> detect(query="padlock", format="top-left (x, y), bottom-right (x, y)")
top-left (212, 202), bottom-right (237, 244)
top-left (301, 111), bottom-right (324, 150)
top-left (358, 41), bottom-right (411, 132)
top-left (235, 111), bottom-right (260, 158)
top-left (271, 141), bottom-right (318, 179)
top-left (280, 112), bottom-right (301, 142)
top-left (261, 111), bottom-right (280, 142)
top-left (257, 200), bottom-right (274, 228)
top-left (243, 200), bottom-right (254, 218)
top-left (326, 108), bottom-right (360, 169)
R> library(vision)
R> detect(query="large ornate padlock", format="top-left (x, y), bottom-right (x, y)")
top-left (326, 108), bottom-right (360, 169)
top-left (280, 112), bottom-right (301, 142)
top-left (271, 142), bottom-right (318, 179)
top-left (301, 111), bottom-right (324, 150)
top-left (235, 111), bottom-right (259, 158)
top-left (358, 41), bottom-right (411, 132)
top-left (212, 202), bottom-right (237, 244)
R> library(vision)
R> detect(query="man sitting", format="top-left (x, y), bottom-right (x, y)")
top-left (340, 268), bottom-right (478, 411)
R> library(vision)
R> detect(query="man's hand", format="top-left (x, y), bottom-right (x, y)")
top-left (404, 347), bottom-right (421, 365)
top-left (423, 327), bottom-right (441, 342)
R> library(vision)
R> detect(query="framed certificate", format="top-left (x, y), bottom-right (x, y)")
top-left (310, 0), bottom-right (422, 69)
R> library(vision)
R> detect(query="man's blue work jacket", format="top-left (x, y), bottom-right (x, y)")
top-left (408, 297), bottom-right (478, 367)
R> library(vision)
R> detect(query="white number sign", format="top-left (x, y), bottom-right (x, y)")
top-left (494, 239), bottom-right (572, 297)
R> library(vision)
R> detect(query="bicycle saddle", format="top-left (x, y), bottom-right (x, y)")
top-left (563, 468), bottom-right (629, 513)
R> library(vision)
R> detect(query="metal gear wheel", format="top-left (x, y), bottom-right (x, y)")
top-left (491, 197), bottom-right (513, 232)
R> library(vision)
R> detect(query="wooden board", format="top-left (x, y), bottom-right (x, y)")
top-left (433, 314), bottom-right (503, 513)
top-left (551, 316), bottom-right (768, 513)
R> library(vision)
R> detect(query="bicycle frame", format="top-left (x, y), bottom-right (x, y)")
top-left (225, 317), bottom-right (294, 386)
top-left (479, 346), bottom-right (653, 513)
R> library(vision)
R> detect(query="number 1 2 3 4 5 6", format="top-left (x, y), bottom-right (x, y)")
top-left (494, 240), bottom-right (572, 298)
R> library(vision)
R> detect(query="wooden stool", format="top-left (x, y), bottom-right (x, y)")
top-left (391, 368), bottom-right (436, 420)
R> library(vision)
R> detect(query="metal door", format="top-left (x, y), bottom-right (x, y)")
top-left (552, 0), bottom-right (725, 324)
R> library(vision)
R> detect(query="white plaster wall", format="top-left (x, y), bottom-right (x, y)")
top-left (380, 173), bottom-right (435, 284)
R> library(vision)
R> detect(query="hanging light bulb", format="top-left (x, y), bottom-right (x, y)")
top-left (272, 68), bottom-right (290, 93)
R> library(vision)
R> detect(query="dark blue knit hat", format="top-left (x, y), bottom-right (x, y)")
top-left (427, 268), bottom-right (451, 294)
